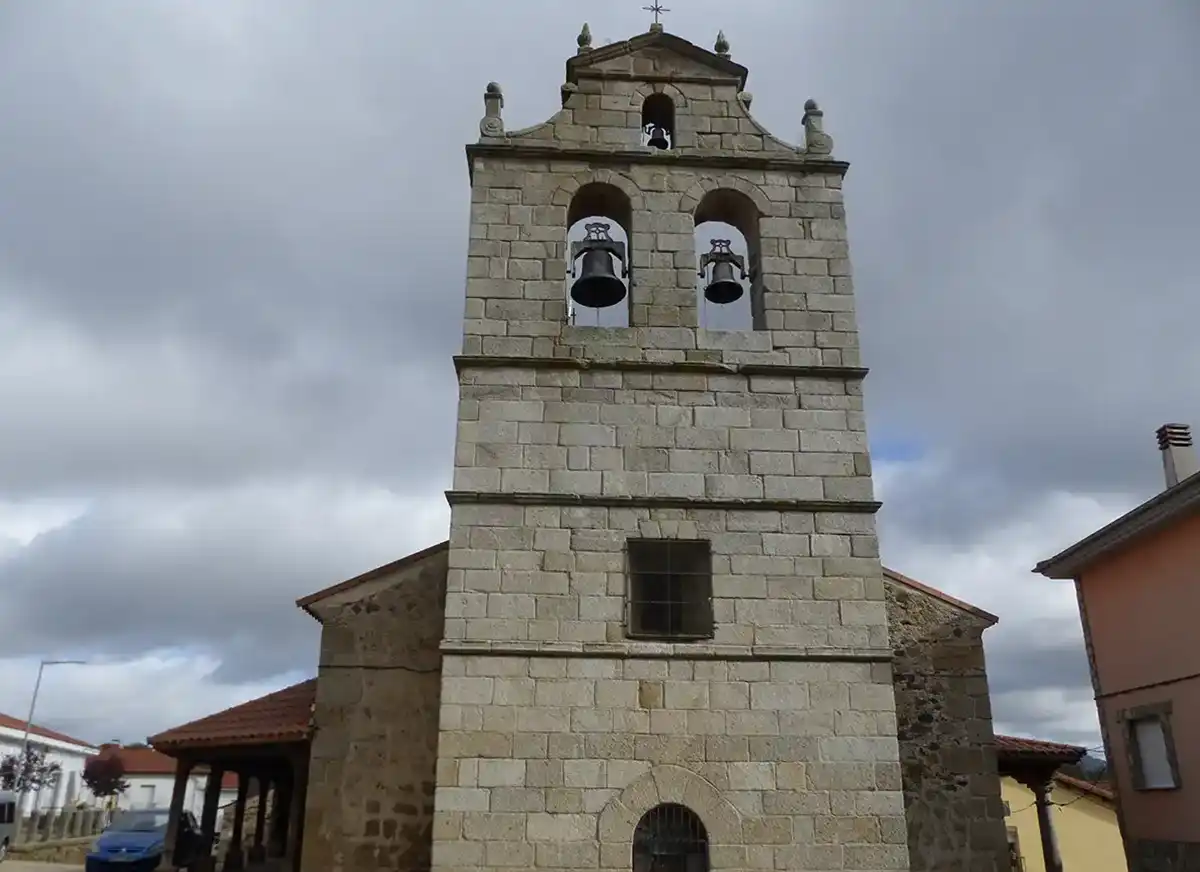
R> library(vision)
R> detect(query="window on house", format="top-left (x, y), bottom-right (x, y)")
top-left (0, 799), bottom-right (15, 824)
top-left (1130, 713), bottom-right (1179, 790)
top-left (1006, 826), bottom-right (1024, 871)
top-left (632, 804), bottom-right (708, 872)
top-left (626, 539), bottom-right (713, 640)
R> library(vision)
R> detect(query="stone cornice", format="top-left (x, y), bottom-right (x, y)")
top-left (440, 639), bottom-right (892, 663)
top-left (1033, 473), bottom-right (1200, 578)
top-left (466, 142), bottom-right (849, 178)
top-left (453, 354), bottom-right (868, 381)
top-left (572, 70), bottom-right (743, 87)
top-left (445, 490), bottom-right (881, 515)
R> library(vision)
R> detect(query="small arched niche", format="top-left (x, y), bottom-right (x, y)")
top-left (632, 803), bottom-right (709, 872)
top-left (694, 189), bottom-right (761, 330)
top-left (567, 182), bottom-right (633, 327)
top-left (641, 93), bottom-right (675, 151)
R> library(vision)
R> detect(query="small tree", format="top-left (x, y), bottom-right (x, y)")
top-left (0, 745), bottom-right (62, 793)
top-left (83, 752), bottom-right (130, 805)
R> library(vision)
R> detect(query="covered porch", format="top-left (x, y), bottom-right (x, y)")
top-left (996, 734), bottom-right (1088, 872)
top-left (147, 680), bottom-right (316, 872)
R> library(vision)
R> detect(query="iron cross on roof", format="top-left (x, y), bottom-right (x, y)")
top-left (643, 3), bottom-right (669, 26)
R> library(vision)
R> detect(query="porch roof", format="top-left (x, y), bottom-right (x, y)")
top-left (148, 679), bottom-right (315, 751)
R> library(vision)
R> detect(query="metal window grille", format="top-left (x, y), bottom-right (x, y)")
top-left (632, 804), bottom-right (709, 872)
top-left (626, 539), bottom-right (713, 640)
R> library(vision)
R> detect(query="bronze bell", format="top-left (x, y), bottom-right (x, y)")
top-left (646, 124), bottom-right (670, 150)
top-left (698, 239), bottom-right (748, 305)
top-left (570, 222), bottom-right (628, 309)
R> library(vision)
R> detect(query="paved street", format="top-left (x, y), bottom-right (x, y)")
top-left (4, 862), bottom-right (83, 871)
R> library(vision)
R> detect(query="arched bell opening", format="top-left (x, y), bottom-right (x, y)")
top-left (641, 93), bottom-right (675, 151)
top-left (694, 188), bottom-right (761, 331)
top-left (632, 803), bottom-right (709, 872)
top-left (566, 182), bottom-right (633, 327)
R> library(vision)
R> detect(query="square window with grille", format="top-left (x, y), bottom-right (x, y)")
top-left (626, 539), bottom-right (713, 641)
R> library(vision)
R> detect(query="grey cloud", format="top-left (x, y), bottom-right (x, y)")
top-left (0, 484), bottom-right (447, 684)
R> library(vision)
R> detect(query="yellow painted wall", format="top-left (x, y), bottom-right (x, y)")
top-left (1001, 776), bottom-right (1127, 872)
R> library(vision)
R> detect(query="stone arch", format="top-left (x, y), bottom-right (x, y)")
top-left (679, 177), bottom-right (771, 218)
top-left (551, 170), bottom-right (647, 213)
top-left (598, 765), bottom-right (742, 848)
top-left (629, 81), bottom-right (690, 112)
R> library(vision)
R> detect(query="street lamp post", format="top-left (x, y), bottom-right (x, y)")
top-left (16, 659), bottom-right (86, 813)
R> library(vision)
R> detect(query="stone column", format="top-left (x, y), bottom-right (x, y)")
top-left (224, 774), bottom-right (249, 871)
top-left (1030, 778), bottom-right (1064, 872)
top-left (196, 767), bottom-right (225, 872)
top-left (284, 757), bottom-right (308, 871)
top-left (248, 776), bottom-right (270, 864)
top-left (268, 774), bottom-right (293, 858)
top-left (156, 758), bottom-right (192, 871)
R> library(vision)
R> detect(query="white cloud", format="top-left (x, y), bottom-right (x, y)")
top-left (0, 653), bottom-right (307, 747)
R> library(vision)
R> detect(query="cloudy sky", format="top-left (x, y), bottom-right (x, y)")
top-left (1, 0), bottom-right (1197, 755)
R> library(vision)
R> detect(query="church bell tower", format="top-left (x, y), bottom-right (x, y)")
top-left (434, 21), bottom-right (911, 872)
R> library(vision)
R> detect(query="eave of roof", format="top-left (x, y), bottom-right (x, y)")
top-left (881, 566), bottom-right (998, 625)
top-left (1055, 772), bottom-right (1114, 802)
top-left (295, 541), bottom-right (449, 620)
top-left (0, 712), bottom-right (96, 749)
top-left (994, 734), bottom-right (1087, 764)
top-left (1033, 472), bottom-right (1200, 579)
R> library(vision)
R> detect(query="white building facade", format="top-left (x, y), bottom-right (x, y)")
top-left (0, 716), bottom-right (100, 815)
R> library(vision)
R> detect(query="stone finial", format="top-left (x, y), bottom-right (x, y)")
top-left (714, 30), bottom-right (730, 58)
top-left (577, 22), bottom-right (592, 53)
top-left (480, 82), bottom-right (504, 138)
top-left (802, 98), bottom-right (834, 155)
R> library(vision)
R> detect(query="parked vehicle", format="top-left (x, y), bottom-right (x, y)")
top-left (0, 790), bottom-right (17, 863)
top-left (84, 808), bottom-right (207, 872)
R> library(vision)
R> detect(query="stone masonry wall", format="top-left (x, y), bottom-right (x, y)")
top-left (453, 367), bottom-right (873, 510)
top-left (434, 651), bottom-right (908, 871)
top-left (464, 158), bottom-right (856, 360)
top-left (445, 503), bottom-right (887, 650)
top-left (437, 34), bottom-right (910, 872)
top-left (885, 579), bottom-right (1009, 872)
top-left (302, 550), bottom-right (448, 872)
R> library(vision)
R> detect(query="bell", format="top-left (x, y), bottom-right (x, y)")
top-left (570, 222), bottom-right (628, 309)
top-left (647, 124), bottom-right (670, 150)
top-left (704, 259), bottom-right (743, 304)
top-left (699, 239), bottom-right (747, 305)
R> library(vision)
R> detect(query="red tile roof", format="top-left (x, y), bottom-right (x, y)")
top-left (0, 711), bottom-right (96, 749)
top-left (95, 745), bottom-right (239, 789)
top-left (995, 734), bottom-right (1087, 762)
top-left (147, 680), bottom-right (316, 750)
top-left (1055, 772), bottom-right (1114, 802)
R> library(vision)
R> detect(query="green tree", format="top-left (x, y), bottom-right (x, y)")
top-left (0, 745), bottom-right (62, 793)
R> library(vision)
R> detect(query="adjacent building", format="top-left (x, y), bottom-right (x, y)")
top-left (0, 711), bottom-right (99, 814)
top-left (93, 744), bottom-right (238, 814)
top-left (1035, 423), bottom-right (1200, 871)
top-left (1002, 772), bottom-right (1125, 872)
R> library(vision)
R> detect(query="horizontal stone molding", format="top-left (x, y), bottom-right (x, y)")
top-left (440, 639), bottom-right (894, 663)
top-left (453, 353), bottom-right (869, 381)
top-left (575, 69), bottom-right (743, 88)
top-left (465, 142), bottom-right (850, 177)
top-left (444, 489), bottom-right (882, 514)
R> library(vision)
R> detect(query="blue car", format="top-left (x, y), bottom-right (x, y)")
top-left (85, 808), bottom-right (206, 872)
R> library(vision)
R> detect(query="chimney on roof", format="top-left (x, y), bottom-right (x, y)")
top-left (1156, 423), bottom-right (1198, 487)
